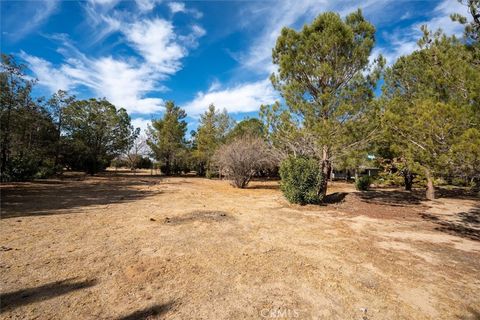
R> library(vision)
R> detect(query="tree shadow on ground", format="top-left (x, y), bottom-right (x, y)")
top-left (117, 302), bottom-right (175, 320)
top-left (436, 187), bottom-right (480, 200)
top-left (323, 192), bottom-right (348, 204)
top-left (356, 190), bottom-right (423, 206)
top-left (0, 175), bottom-right (163, 219)
top-left (0, 278), bottom-right (97, 313)
top-left (420, 204), bottom-right (480, 242)
top-left (247, 184), bottom-right (280, 190)
top-left (457, 307), bottom-right (480, 320)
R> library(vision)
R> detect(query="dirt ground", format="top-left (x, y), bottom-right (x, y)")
top-left (1, 171), bottom-right (479, 319)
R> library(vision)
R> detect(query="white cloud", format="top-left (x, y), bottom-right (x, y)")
top-left (3, 0), bottom-right (58, 41)
top-left (20, 52), bottom-right (74, 92)
top-left (21, 50), bottom-right (165, 114)
top-left (168, 2), bottom-right (185, 14)
top-left (378, 0), bottom-right (469, 64)
top-left (131, 117), bottom-right (153, 134)
top-left (234, 0), bottom-right (400, 75)
top-left (88, 0), bottom-right (118, 5)
top-left (167, 2), bottom-right (202, 18)
top-left (124, 18), bottom-right (186, 74)
top-left (183, 79), bottom-right (278, 115)
top-left (21, 8), bottom-right (205, 115)
top-left (135, 0), bottom-right (161, 12)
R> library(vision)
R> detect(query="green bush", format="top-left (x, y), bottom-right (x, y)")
top-left (451, 177), bottom-right (468, 187)
top-left (279, 156), bottom-right (324, 205)
top-left (205, 168), bottom-right (216, 179)
top-left (355, 176), bottom-right (372, 191)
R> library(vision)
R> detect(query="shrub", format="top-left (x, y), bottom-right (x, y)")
top-left (205, 168), bottom-right (216, 179)
top-left (355, 176), bottom-right (372, 191)
top-left (279, 156), bottom-right (324, 205)
top-left (213, 136), bottom-right (275, 188)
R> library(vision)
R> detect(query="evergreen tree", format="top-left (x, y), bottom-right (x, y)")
top-left (227, 118), bottom-right (265, 141)
top-left (269, 10), bottom-right (381, 198)
top-left (148, 101), bottom-right (188, 175)
top-left (192, 104), bottom-right (232, 176)
top-left (382, 27), bottom-right (480, 199)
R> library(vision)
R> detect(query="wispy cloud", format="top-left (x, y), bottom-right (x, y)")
top-left (377, 0), bottom-right (468, 64)
top-left (183, 79), bottom-right (277, 116)
top-left (2, 0), bottom-right (59, 41)
top-left (20, 52), bottom-right (74, 92)
top-left (22, 8), bottom-right (205, 115)
top-left (21, 49), bottom-right (165, 114)
top-left (232, 0), bottom-right (396, 75)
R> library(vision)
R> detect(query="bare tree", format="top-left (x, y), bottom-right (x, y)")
top-left (213, 136), bottom-right (275, 188)
top-left (126, 134), bottom-right (149, 172)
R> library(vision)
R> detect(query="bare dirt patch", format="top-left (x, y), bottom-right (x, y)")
top-left (1, 173), bottom-right (479, 319)
top-left (162, 210), bottom-right (232, 225)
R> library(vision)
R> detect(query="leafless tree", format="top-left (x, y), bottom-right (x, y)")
top-left (213, 136), bottom-right (276, 188)
top-left (126, 134), bottom-right (149, 171)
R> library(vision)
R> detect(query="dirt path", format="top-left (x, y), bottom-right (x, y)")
top-left (1, 174), bottom-right (479, 319)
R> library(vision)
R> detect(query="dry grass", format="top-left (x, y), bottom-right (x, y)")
top-left (1, 171), bottom-right (479, 319)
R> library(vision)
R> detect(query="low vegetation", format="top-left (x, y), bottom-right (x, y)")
top-left (279, 156), bottom-right (324, 204)
top-left (355, 176), bottom-right (372, 191)
top-left (213, 136), bottom-right (274, 188)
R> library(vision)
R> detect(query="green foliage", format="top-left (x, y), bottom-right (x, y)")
top-left (62, 98), bottom-right (135, 174)
top-left (148, 101), bottom-right (188, 175)
top-left (279, 156), bottom-right (324, 205)
top-left (227, 118), bottom-right (265, 141)
top-left (192, 104), bottom-right (232, 176)
top-left (355, 176), bottom-right (372, 191)
top-left (270, 10), bottom-right (382, 199)
top-left (450, 0), bottom-right (480, 65)
top-left (380, 22), bottom-right (480, 199)
top-left (47, 89), bottom-right (76, 171)
top-left (1, 54), bottom-right (58, 181)
top-left (448, 128), bottom-right (480, 184)
top-left (205, 168), bottom-right (215, 179)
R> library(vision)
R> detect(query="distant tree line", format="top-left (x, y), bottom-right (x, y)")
top-left (0, 54), bottom-right (137, 181)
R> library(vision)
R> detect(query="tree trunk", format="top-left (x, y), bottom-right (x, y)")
top-left (327, 164), bottom-right (332, 181)
top-left (1, 104), bottom-right (12, 181)
top-left (424, 168), bottom-right (435, 200)
top-left (318, 145), bottom-right (330, 199)
top-left (403, 169), bottom-right (414, 191)
top-left (54, 116), bottom-right (62, 172)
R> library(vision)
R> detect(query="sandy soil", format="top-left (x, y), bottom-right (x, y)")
top-left (1, 171), bottom-right (479, 319)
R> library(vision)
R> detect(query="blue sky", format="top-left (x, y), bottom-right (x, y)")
top-left (1, 0), bottom-right (468, 133)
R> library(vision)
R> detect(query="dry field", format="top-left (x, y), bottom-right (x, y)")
top-left (1, 171), bottom-right (479, 319)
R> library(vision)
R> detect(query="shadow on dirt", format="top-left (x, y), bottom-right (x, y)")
top-left (247, 184), bottom-right (280, 190)
top-left (356, 190), bottom-right (423, 206)
top-left (0, 278), bottom-right (97, 313)
top-left (323, 192), bottom-right (348, 204)
top-left (457, 307), bottom-right (480, 320)
top-left (117, 302), bottom-right (175, 320)
top-left (0, 176), bottom-right (163, 219)
top-left (459, 206), bottom-right (480, 225)
top-left (420, 205), bottom-right (480, 242)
